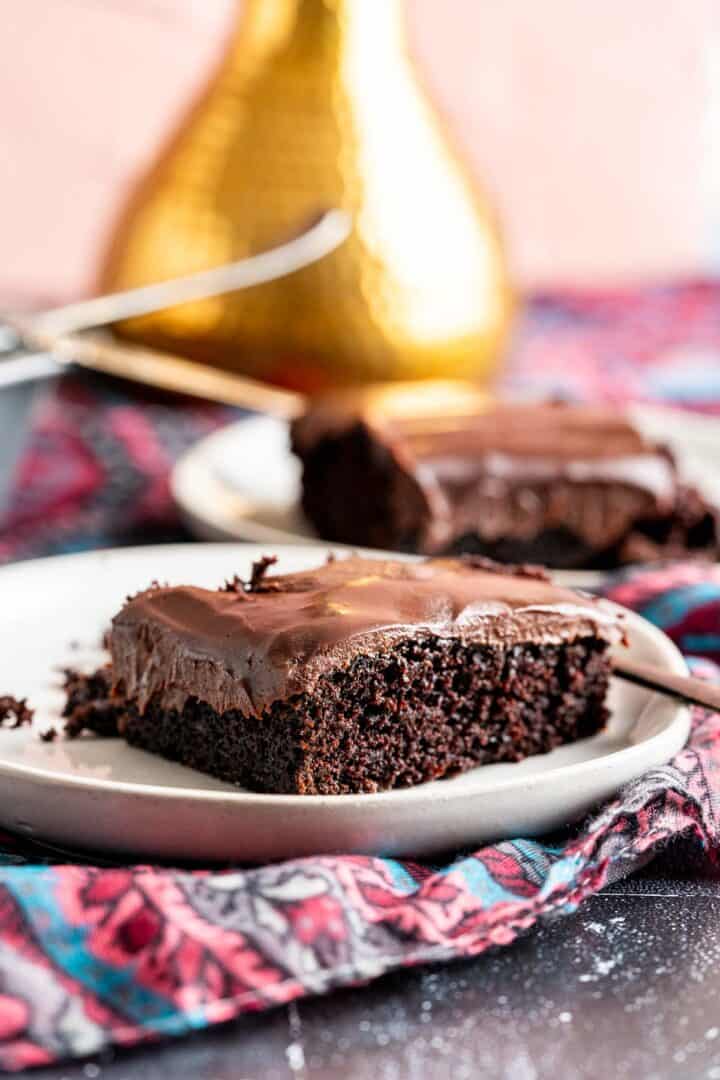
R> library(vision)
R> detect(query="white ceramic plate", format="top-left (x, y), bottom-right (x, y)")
top-left (171, 404), bottom-right (720, 561)
top-left (0, 543), bottom-right (690, 862)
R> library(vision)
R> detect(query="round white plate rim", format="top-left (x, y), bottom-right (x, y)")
top-left (0, 541), bottom-right (690, 817)
top-left (171, 418), bottom-right (317, 546)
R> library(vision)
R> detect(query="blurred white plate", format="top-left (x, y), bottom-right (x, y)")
top-left (0, 542), bottom-right (690, 861)
top-left (171, 404), bottom-right (720, 569)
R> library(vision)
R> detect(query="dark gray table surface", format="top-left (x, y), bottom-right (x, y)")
top-left (38, 864), bottom-right (720, 1080)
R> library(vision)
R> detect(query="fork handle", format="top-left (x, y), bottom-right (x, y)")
top-left (612, 658), bottom-right (720, 712)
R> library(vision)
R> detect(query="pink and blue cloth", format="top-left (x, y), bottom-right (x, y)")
top-left (0, 283), bottom-right (720, 1070)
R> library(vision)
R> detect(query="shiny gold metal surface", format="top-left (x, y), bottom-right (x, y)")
top-left (102, 0), bottom-right (512, 391)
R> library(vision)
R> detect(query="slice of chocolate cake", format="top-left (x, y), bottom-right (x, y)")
top-left (99, 555), bottom-right (622, 795)
top-left (291, 397), bottom-right (718, 569)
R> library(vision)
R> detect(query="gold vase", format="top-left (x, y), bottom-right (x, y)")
top-left (101, 0), bottom-right (513, 391)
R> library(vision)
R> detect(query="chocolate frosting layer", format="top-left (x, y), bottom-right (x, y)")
top-left (110, 556), bottom-right (622, 719)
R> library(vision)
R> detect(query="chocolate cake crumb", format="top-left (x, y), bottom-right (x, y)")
top-left (221, 575), bottom-right (246, 594)
top-left (0, 696), bottom-right (34, 729)
top-left (248, 555), bottom-right (279, 592)
top-left (221, 555), bottom-right (280, 596)
top-left (61, 667), bottom-right (123, 738)
top-left (39, 727), bottom-right (57, 742)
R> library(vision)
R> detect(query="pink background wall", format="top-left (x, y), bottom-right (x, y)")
top-left (2, 0), bottom-right (719, 309)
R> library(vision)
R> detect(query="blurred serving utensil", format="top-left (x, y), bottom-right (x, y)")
top-left (0, 325), bottom-right (491, 422)
top-left (0, 209), bottom-right (351, 404)
top-left (2, 209), bottom-right (351, 348)
top-left (13, 330), bottom-right (308, 419)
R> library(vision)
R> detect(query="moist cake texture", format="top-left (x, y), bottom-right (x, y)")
top-left (291, 399), bottom-right (719, 568)
top-left (92, 555), bottom-right (623, 795)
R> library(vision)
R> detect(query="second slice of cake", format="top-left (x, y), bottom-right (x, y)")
top-left (292, 398), bottom-right (719, 568)
top-left (102, 555), bottom-right (623, 795)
